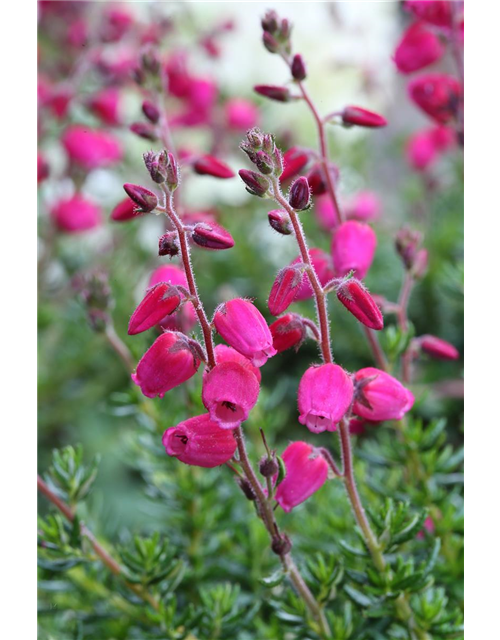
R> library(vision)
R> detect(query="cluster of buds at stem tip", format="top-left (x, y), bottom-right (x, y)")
top-left (261, 9), bottom-right (292, 55)
top-left (123, 183), bottom-right (158, 213)
top-left (240, 128), bottom-right (284, 178)
top-left (395, 227), bottom-right (428, 278)
top-left (143, 150), bottom-right (180, 189)
top-left (73, 269), bottom-right (113, 333)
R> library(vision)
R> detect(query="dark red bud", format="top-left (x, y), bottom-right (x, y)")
top-left (261, 10), bottom-right (279, 33)
top-left (193, 155), bottom-right (235, 179)
top-left (158, 231), bottom-right (180, 257)
top-left (418, 335), bottom-right (459, 360)
top-left (270, 313), bottom-right (307, 353)
top-left (280, 147), bottom-right (310, 182)
top-left (191, 222), bottom-right (234, 250)
top-left (268, 209), bottom-right (293, 235)
top-left (239, 169), bottom-right (270, 197)
top-left (262, 31), bottom-right (280, 53)
top-left (341, 106), bottom-right (387, 128)
top-left (130, 122), bottom-right (158, 141)
top-left (288, 176), bottom-right (311, 210)
top-left (259, 455), bottom-right (280, 477)
top-left (254, 150), bottom-right (274, 175)
top-left (142, 100), bottom-right (160, 124)
top-left (271, 534), bottom-right (292, 556)
top-left (291, 54), bottom-right (307, 81)
top-left (123, 183), bottom-right (158, 213)
top-left (254, 84), bottom-right (291, 103)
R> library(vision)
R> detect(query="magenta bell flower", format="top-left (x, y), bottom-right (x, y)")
top-left (331, 221), bottom-right (377, 280)
top-left (211, 344), bottom-right (262, 383)
top-left (148, 265), bottom-right (197, 334)
top-left (202, 361), bottom-right (260, 429)
top-left (408, 74), bottom-right (461, 125)
top-left (274, 442), bottom-right (329, 512)
top-left (290, 249), bottom-right (334, 301)
top-left (298, 364), bottom-right (354, 433)
top-left (225, 98), bottom-right (259, 131)
top-left (336, 279), bottom-right (384, 330)
top-left (162, 413), bottom-right (237, 468)
top-left (353, 367), bottom-right (414, 421)
top-left (394, 22), bottom-right (444, 74)
top-left (132, 331), bottom-right (201, 399)
top-left (214, 298), bottom-right (276, 366)
top-left (62, 125), bottom-right (123, 169)
top-left (51, 194), bottom-right (102, 233)
top-left (418, 335), bottom-right (459, 360)
top-left (128, 283), bottom-right (182, 335)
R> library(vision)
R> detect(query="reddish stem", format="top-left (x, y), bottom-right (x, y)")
top-left (398, 272), bottom-right (414, 384)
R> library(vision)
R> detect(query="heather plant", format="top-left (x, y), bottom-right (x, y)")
top-left (38, 3), bottom-right (464, 639)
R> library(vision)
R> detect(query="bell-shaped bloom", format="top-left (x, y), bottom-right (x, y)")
top-left (111, 197), bottom-right (139, 222)
top-left (148, 266), bottom-right (197, 334)
top-left (51, 194), bottom-right (101, 233)
top-left (202, 361), bottom-right (260, 429)
top-left (298, 364), bottom-right (354, 433)
top-left (225, 98), bottom-right (259, 130)
top-left (290, 249), bottom-right (334, 301)
top-left (280, 147), bottom-right (310, 182)
top-left (192, 155), bottom-right (234, 178)
top-left (331, 221), bottom-right (377, 280)
top-left (128, 283), bottom-right (182, 335)
top-left (404, 0), bottom-right (453, 28)
top-left (88, 87), bottom-right (122, 126)
top-left (62, 125), bottom-right (123, 169)
top-left (418, 335), bottom-right (459, 360)
top-left (406, 130), bottom-right (438, 171)
top-left (353, 367), bottom-right (414, 421)
top-left (191, 221), bottom-right (234, 250)
top-left (336, 279), bottom-right (384, 330)
top-left (270, 314), bottom-right (307, 354)
top-left (162, 413), bottom-right (237, 468)
top-left (394, 22), bottom-right (444, 74)
top-left (408, 74), bottom-right (461, 124)
top-left (212, 344), bottom-right (261, 383)
top-left (345, 191), bottom-right (381, 222)
top-left (274, 442), bottom-right (329, 512)
top-left (268, 265), bottom-right (304, 316)
top-left (132, 331), bottom-right (201, 399)
top-left (213, 298), bottom-right (276, 366)
top-left (341, 106), bottom-right (387, 128)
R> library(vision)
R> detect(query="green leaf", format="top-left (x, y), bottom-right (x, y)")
top-left (260, 568), bottom-right (285, 588)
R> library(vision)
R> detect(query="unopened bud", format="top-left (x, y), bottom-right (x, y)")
top-left (144, 150), bottom-right (166, 184)
top-left (395, 228), bottom-right (422, 270)
top-left (254, 84), bottom-right (291, 103)
top-left (291, 54), bottom-right (306, 81)
top-left (270, 313), bottom-right (307, 353)
top-left (268, 209), bottom-right (292, 235)
top-left (158, 232), bottom-right (180, 257)
top-left (141, 46), bottom-right (160, 75)
top-left (262, 31), bottom-right (279, 53)
top-left (142, 100), bottom-right (160, 124)
top-left (130, 122), bottom-right (157, 141)
top-left (236, 477), bottom-right (257, 501)
top-left (268, 265), bottom-right (304, 316)
top-left (288, 176), bottom-right (311, 210)
top-left (271, 534), bottom-right (292, 556)
top-left (341, 105), bottom-right (387, 128)
top-left (261, 10), bottom-right (279, 33)
top-left (123, 183), bottom-right (158, 213)
top-left (191, 222), bottom-right (235, 250)
top-left (254, 150), bottom-right (274, 175)
top-left (239, 169), bottom-right (270, 197)
top-left (336, 278), bottom-right (384, 331)
top-left (193, 155), bottom-right (235, 179)
top-left (166, 152), bottom-right (180, 190)
top-left (262, 133), bottom-right (276, 155)
top-left (259, 455), bottom-right (279, 478)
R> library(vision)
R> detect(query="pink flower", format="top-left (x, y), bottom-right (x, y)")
top-left (341, 106), bottom-right (387, 128)
top-left (417, 516), bottom-right (436, 539)
top-left (212, 344), bottom-right (262, 383)
top-left (353, 367), bottom-right (414, 421)
top-left (406, 130), bottom-right (438, 171)
top-left (225, 98), bottom-right (259, 131)
top-left (62, 125), bottom-right (123, 169)
top-left (314, 195), bottom-right (339, 231)
top-left (110, 197), bottom-right (139, 222)
top-left (88, 87), bottom-right (122, 126)
top-left (270, 314), bottom-right (307, 354)
top-left (408, 74), bottom-right (461, 124)
top-left (132, 331), bottom-right (201, 399)
top-left (192, 155), bottom-right (235, 179)
top-left (298, 364), bottom-right (354, 433)
top-left (51, 194), bottom-right (101, 233)
top-left (148, 266), bottom-right (197, 334)
top-left (394, 22), bottom-right (444, 74)
top-left (202, 362), bottom-right (260, 429)
top-left (404, 1), bottom-right (453, 29)
top-left (418, 335), bottom-right (459, 360)
top-left (162, 413), bottom-right (237, 468)
top-left (290, 249), bottom-right (334, 301)
top-left (128, 283), bottom-right (182, 335)
top-left (274, 442), bottom-right (329, 512)
top-left (214, 298), bottom-right (277, 367)
top-left (336, 279), bottom-right (384, 330)
top-left (345, 191), bottom-right (381, 222)
top-left (331, 221), bottom-right (377, 280)
top-left (268, 265), bottom-right (304, 316)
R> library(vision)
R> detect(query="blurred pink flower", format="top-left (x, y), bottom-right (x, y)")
top-left (62, 125), bottom-right (123, 169)
top-left (51, 194), bottom-right (101, 233)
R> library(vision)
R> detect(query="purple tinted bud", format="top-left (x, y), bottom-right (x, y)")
top-left (123, 183), bottom-right (158, 212)
top-left (238, 169), bottom-right (270, 197)
top-left (288, 176), bottom-right (311, 210)
top-left (268, 209), bottom-right (292, 235)
top-left (254, 85), bottom-right (291, 103)
top-left (142, 100), bottom-right (160, 124)
top-left (291, 54), bottom-right (307, 81)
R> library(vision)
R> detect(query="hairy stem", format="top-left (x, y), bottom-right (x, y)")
top-left (398, 271), bottom-right (414, 384)
top-left (362, 326), bottom-right (388, 372)
top-left (37, 475), bottom-right (160, 611)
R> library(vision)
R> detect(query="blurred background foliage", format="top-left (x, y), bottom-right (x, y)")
top-left (38, 2), bottom-right (463, 638)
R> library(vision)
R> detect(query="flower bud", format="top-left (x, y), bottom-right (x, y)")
top-left (262, 31), bottom-right (280, 53)
top-left (336, 279), bottom-right (384, 330)
top-left (132, 331), bottom-right (202, 398)
top-left (306, 162), bottom-right (340, 196)
top-left (280, 147), bottom-right (310, 182)
top-left (353, 367), bottom-right (414, 421)
top-left (214, 298), bottom-right (277, 367)
top-left (341, 106), bottom-right (387, 128)
top-left (394, 22), bottom-right (444, 74)
top-left (298, 364), bottom-right (354, 433)
top-left (143, 150), bottom-right (167, 184)
top-left (395, 228), bottom-right (422, 270)
top-left (408, 74), bottom-right (461, 124)
top-left (331, 221), bottom-right (377, 279)
top-left (193, 154), bottom-right (235, 179)
top-left (142, 100), bottom-right (160, 123)
top-left (141, 46), bottom-right (160, 75)
top-left (123, 183), bottom-right (158, 213)
top-left (111, 197), bottom-right (139, 223)
top-left (158, 232), bottom-right (180, 257)
top-left (291, 249), bottom-right (334, 301)
top-left (270, 313), bottom-right (307, 353)
top-left (254, 150), bottom-right (274, 175)
top-left (162, 413), bottom-right (237, 468)
top-left (254, 84), bottom-right (291, 103)
top-left (191, 222), bottom-right (234, 250)
top-left (268, 265), bottom-right (304, 316)
top-left (239, 169), bottom-right (270, 197)
top-left (130, 122), bottom-right (158, 141)
top-left (202, 361), bottom-right (260, 429)
top-left (288, 176), bottom-right (311, 210)
top-left (271, 534), bottom-right (292, 555)
top-left (268, 209), bottom-right (293, 235)
top-left (237, 477), bottom-right (257, 500)
top-left (128, 283), bottom-right (182, 335)
top-left (291, 54), bottom-right (307, 81)
top-left (418, 335), bottom-right (459, 360)
top-left (274, 442), bottom-right (329, 512)
top-left (259, 455), bottom-right (279, 478)
top-left (261, 10), bottom-right (279, 33)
